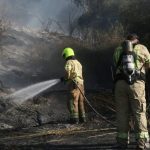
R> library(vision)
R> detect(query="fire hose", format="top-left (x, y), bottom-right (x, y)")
top-left (72, 80), bottom-right (116, 127)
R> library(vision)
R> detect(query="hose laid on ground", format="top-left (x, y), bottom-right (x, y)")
top-left (72, 80), bottom-right (116, 127)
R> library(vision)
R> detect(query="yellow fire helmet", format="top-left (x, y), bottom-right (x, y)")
top-left (62, 47), bottom-right (75, 59)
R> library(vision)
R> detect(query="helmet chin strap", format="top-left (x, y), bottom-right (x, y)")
top-left (66, 56), bottom-right (76, 61)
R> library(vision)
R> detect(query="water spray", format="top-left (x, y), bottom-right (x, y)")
top-left (0, 78), bottom-right (116, 128)
top-left (8, 79), bottom-right (60, 105)
top-left (0, 79), bottom-right (60, 112)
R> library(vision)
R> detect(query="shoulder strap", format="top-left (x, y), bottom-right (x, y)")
top-left (133, 51), bottom-right (137, 65)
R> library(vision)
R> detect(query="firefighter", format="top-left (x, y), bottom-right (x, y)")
top-left (113, 34), bottom-right (150, 149)
top-left (61, 47), bottom-right (86, 124)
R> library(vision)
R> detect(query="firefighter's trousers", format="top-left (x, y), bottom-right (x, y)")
top-left (115, 80), bottom-right (149, 147)
top-left (68, 83), bottom-right (85, 120)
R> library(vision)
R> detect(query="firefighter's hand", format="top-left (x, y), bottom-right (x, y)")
top-left (60, 77), bottom-right (65, 82)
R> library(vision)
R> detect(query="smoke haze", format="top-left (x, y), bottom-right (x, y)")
top-left (0, 0), bottom-right (76, 28)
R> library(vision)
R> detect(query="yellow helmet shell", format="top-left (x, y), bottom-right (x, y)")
top-left (62, 47), bottom-right (75, 59)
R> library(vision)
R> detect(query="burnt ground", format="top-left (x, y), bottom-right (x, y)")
top-left (0, 122), bottom-right (138, 150)
top-left (0, 90), bottom-right (146, 150)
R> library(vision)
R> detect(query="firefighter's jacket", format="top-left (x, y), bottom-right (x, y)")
top-left (114, 44), bottom-right (150, 74)
top-left (65, 59), bottom-right (84, 85)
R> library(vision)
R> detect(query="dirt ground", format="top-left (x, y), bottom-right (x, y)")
top-left (0, 90), bottom-right (145, 149)
top-left (0, 121), bottom-right (138, 150)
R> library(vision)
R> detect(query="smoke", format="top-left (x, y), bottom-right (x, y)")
top-left (0, 0), bottom-right (113, 90)
top-left (0, 0), bottom-right (74, 28)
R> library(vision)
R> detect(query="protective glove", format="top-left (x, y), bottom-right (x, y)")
top-left (60, 77), bottom-right (65, 82)
top-left (60, 77), bottom-right (66, 83)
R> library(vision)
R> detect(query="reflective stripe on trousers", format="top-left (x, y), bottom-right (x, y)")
top-left (68, 83), bottom-right (85, 119)
top-left (136, 131), bottom-right (149, 139)
top-left (117, 131), bottom-right (149, 140)
top-left (115, 80), bottom-right (149, 142)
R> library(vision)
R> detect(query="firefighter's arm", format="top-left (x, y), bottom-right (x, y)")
top-left (64, 62), bottom-right (72, 81)
top-left (113, 50), bottom-right (117, 66)
top-left (144, 47), bottom-right (150, 69)
top-left (113, 46), bottom-right (122, 66)
top-left (60, 61), bottom-right (72, 83)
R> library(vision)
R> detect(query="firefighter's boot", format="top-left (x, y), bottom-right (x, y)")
top-left (79, 117), bottom-right (86, 123)
top-left (69, 118), bottom-right (79, 124)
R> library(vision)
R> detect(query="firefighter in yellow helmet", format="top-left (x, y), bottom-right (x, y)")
top-left (113, 34), bottom-right (150, 149)
top-left (61, 47), bottom-right (86, 124)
